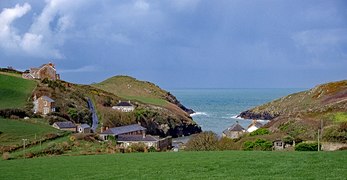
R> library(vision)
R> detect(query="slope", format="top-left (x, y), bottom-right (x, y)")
top-left (0, 74), bottom-right (37, 109)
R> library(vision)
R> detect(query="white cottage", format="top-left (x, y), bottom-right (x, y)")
top-left (247, 120), bottom-right (263, 133)
top-left (112, 101), bottom-right (135, 112)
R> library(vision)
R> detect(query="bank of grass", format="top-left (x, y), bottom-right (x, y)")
top-left (0, 118), bottom-right (60, 146)
top-left (123, 95), bottom-right (168, 106)
top-left (0, 74), bottom-right (37, 109)
top-left (330, 112), bottom-right (347, 122)
top-left (1, 151), bottom-right (346, 179)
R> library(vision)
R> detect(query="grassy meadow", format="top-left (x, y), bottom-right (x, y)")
top-left (0, 118), bottom-right (60, 146)
top-left (0, 74), bottom-right (37, 109)
top-left (0, 151), bottom-right (346, 179)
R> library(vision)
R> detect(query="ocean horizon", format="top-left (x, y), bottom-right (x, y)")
top-left (170, 88), bottom-right (305, 135)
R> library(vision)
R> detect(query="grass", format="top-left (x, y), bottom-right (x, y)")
top-left (0, 74), bottom-right (37, 109)
top-left (94, 75), bottom-right (169, 106)
top-left (0, 118), bottom-right (60, 146)
top-left (331, 112), bottom-right (347, 122)
top-left (0, 151), bottom-right (346, 179)
top-left (123, 95), bottom-right (168, 106)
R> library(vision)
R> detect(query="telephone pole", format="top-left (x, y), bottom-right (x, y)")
top-left (22, 139), bottom-right (28, 158)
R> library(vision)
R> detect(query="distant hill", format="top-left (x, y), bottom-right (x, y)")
top-left (93, 75), bottom-right (194, 114)
top-left (239, 80), bottom-right (347, 120)
top-left (239, 80), bottom-right (347, 141)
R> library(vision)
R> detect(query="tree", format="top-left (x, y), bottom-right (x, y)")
top-left (185, 131), bottom-right (218, 151)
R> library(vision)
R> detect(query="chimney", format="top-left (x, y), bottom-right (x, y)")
top-left (142, 131), bottom-right (146, 139)
top-left (128, 100), bottom-right (131, 104)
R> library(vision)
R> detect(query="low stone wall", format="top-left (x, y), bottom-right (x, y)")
top-left (321, 142), bottom-right (347, 151)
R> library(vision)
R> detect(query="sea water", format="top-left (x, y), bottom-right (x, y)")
top-left (170, 88), bottom-right (304, 136)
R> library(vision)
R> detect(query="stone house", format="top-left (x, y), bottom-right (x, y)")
top-left (33, 95), bottom-right (55, 115)
top-left (22, 62), bottom-right (60, 80)
top-left (52, 121), bottom-right (76, 132)
top-left (112, 101), bottom-right (135, 112)
top-left (117, 135), bottom-right (172, 151)
top-left (77, 124), bottom-right (91, 133)
top-left (247, 120), bottom-right (263, 132)
top-left (99, 124), bottom-right (146, 141)
top-left (273, 140), bottom-right (285, 150)
top-left (222, 122), bottom-right (246, 139)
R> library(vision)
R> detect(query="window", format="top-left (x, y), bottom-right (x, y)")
top-left (44, 101), bottom-right (48, 106)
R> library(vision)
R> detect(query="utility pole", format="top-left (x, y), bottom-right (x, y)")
top-left (22, 139), bottom-right (28, 158)
top-left (317, 129), bottom-right (320, 151)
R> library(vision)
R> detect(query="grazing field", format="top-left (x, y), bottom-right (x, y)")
top-left (0, 151), bottom-right (346, 179)
top-left (0, 74), bottom-right (37, 109)
top-left (0, 118), bottom-right (60, 146)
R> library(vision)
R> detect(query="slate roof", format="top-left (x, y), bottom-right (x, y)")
top-left (54, 121), bottom-right (76, 128)
top-left (115, 101), bottom-right (133, 107)
top-left (101, 124), bottom-right (146, 135)
top-left (117, 135), bottom-right (159, 142)
top-left (247, 121), bottom-right (263, 129)
top-left (79, 124), bottom-right (90, 129)
top-left (41, 96), bottom-right (55, 102)
top-left (223, 123), bottom-right (245, 134)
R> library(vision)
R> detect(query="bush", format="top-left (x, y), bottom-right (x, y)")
top-left (243, 139), bottom-right (273, 151)
top-left (185, 131), bottom-right (218, 151)
top-left (249, 128), bottom-right (270, 136)
top-left (129, 143), bottom-right (146, 152)
top-left (282, 135), bottom-right (294, 145)
top-left (148, 146), bottom-right (157, 152)
top-left (0, 109), bottom-right (27, 118)
top-left (217, 137), bottom-right (237, 150)
top-left (295, 142), bottom-right (319, 151)
top-left (2, 152), bottom-right (11, 160)
top-left (323, 124), bottom-right (347, 143)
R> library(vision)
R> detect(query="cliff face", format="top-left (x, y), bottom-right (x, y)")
top-left (239, 80), bottom-right (347, 120)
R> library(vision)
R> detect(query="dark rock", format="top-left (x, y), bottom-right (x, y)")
top-left (239, 110), bottom-right (279, 120)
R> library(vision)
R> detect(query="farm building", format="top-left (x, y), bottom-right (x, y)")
top-left (33, 95), bottom-right (55, 115)
top-left (222, 122), bottom-right (246, 139)
top-left (22, 62), bottom-right (60, 80)
top-left (112, 101), bottom-right (135, 112)
top-left (273, 140), bottom-right (285, 150)
top-left (99, 124), bottom-right (146, 141)
top-left (52, 121), bottom-right (76, 132)
top-left (77, 124), bottom-right (91, 133)
top-left (117, 135), bottom-right (172, 151)
top-left (247, 120), bottom-right (263, 132)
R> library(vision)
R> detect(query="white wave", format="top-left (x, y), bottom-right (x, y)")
top-left (191, 112), bottom-right (208, 116)
top-left (231, 115), bottom-right (243, 119)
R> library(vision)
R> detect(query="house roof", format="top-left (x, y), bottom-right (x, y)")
top-left (79, 124), bottom-right (90, 129)
top-left (115, 101), bottom-right (133, 107)
top-left (223, 123), bottom-right (245, 134)
top-left (101, 124), bottom-right (146, 135)
top-left (41, 96), bottom-right (55, 102)
top-left (54, 121), bottom-right (76, 128)
top-left (117, 135), bottom-right (159, 142)
top-left (247, 121), bottom-right (263, 129)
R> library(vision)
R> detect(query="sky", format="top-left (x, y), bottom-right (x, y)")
top-left (0, 0), bottom-right (346, 89)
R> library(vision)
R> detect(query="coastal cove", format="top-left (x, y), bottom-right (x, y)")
top-left (171, 88), bottom-right (304, 135)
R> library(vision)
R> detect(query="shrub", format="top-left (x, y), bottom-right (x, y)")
top-left (2, 152), bottom-right (11, 160)
top-left (185, 131), bottom-right (218, 151)
top-left (0, 109), bottom-right (27, 118)
top-left (295, 142), bottom-right (319, 151)
top-left (282, 135), bottom-right (294, 145)
top-left (217, 137), bottom-right (237, 150)
top-left (243, 139), bottom-right (273, 151)
top-left (249, 128), bottom-right (270, 136)
top-left (129, 143), bottom-right (146, 152)
top-left (323, 124), bottom-right (347, 143)
top-left (148, 146), bottom-right (157, 152)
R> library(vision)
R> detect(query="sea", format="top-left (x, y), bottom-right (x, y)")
top-left (170, 88), bottom-right (305, 136)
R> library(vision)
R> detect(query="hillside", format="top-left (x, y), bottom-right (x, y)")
top-left (0, 74), bottom-right (37, 109)
top-left (93, 75), bottom-right (194, 113)
top-left (239, 80), bottom-right (347, 141)
top-left (1, 151), bottom-right (346, 179)
top-left (0, 72), bottom-right (201, 138)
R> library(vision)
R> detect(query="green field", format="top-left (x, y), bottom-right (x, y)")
top-left (0, 74), bottom-right (37, 109)
top-left (0, 118), bottom-right (60, 146)
top-left (0, 151), bottom-right (346, 179)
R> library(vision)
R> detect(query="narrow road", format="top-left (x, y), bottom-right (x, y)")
top-left (87, 98), bottom-right (98, 132)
